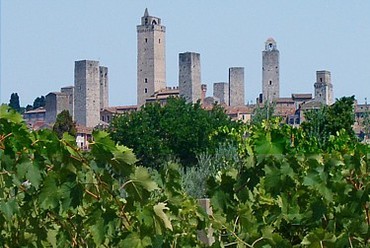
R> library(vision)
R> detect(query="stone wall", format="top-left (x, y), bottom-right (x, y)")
top-left (213, 82), bottom-right (229, 105)
top-left (74, 60), bottom-right (101, 127)
top-left (229, 67), bottom-right (245, 106)
top-left (179, 52), bottom-right (201, 103)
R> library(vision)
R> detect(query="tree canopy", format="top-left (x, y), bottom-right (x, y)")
top-left (8, 93), bottom-right (21, 113)
top-left (52, 110), bottom-right (77, 139)
top-left (110, 97), bottom-right (241, 168)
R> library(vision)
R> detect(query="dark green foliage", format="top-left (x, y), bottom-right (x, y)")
top-left (52, 110), bottom-right (77, 138)
top-left (0, 105), bottom-right (207, 247)
top-left (32, 95), bottom-right (45, 109)
top-left (8, 92), bottom-right (21, 112)
top-left (110, 97), bottom-right (241, 168)
top-left (25, 104), bottom-right (33, 111)
top-left (302, 96), bottom-right (356, 148)
top-left (251, 102), bottom-right (276, 125)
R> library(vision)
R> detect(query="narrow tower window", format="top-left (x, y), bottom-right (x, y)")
top-left (269, 80), bottom-right (272, 85)
top-left (144, 88), bottom-right (148, 93)
top-left (159, 39), bottom-right (161, 44)
top-left (145, 38), bottom-right (148, 43)
top-left (145, 78), bottom-right (148, 83)
top-left (320, 78), bottom-right (323, 82)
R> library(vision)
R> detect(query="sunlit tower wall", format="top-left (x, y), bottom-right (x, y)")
top-left (74, 60), bottom-right (101, 127)
top-left (179, 52), bottom-right (201, 103)
top-left (137, 8), bottom-right (166, 107)
top-left (262, 38), bottom-right (280, 103)
top-left (314, 70), bottom-right (334, 105)
top-left (229, 67), bottom-right (245, 106)
top-left (99, 66), bottom-right (109, 109)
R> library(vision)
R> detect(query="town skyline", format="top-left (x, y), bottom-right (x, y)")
top-left (1, 1), bottom-right (370, 106)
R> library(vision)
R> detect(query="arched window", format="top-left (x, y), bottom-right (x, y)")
top-left (152, 20), bottom-right (157, 25)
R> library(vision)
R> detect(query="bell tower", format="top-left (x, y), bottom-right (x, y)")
top-left (262, 38), bottom-right (280, 103)
top-left (137, 8), bottom-right (166, 107)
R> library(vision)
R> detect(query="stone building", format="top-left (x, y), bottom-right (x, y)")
top-left (229, 67), bottom-right (245, 106)
top-left (61, 86), bottom-right (74, 117)
top-left (314, 70), bottom-right (334, 105)
top-left (74, 60), bottom-right (101, 127)
top-left (45, 92), bottom-right (69, 124)
top-left (179, 52), bottom-right (201, 103)
top-left (137, 8), bottom-right (166, 107)
top-left (262, 38), bottom-right (280, 103)
top-left (99, 66), bottom-right (109, 109)
top-left (213, 82), bottom-right (229, 105)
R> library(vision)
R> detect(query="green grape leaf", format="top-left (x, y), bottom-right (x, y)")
top-left (130, 166), bottom-right (158, 192)
top-left (153, 202), bottom-right (173, 231)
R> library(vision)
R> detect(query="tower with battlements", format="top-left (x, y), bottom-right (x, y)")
top-left (262, 38), bottom-right (280, 103)
top-left (137, 8), bottom-right (166, 107)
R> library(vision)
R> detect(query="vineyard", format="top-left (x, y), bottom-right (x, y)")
top-left (1, 103), bottom-right (370, 247)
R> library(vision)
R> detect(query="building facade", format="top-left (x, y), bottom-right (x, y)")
top-left (179, 52), bottom-right (201, 103)
top-left (314, 70), bottom-right (334, 105)
top-left (45, 92), bottom-right (69, 124)
top-left (229, 67), bottom-right (245, 106)
top-left (74, 60), bottom-right (101, 127)
top-left (262, 38), bottom-right (280, 103)
top-left (99, 66), bottom-right (109, 109)
top-left (213, 82), bottom-right (229, 105)
top-left (137, 8), bottom-right (166, 107)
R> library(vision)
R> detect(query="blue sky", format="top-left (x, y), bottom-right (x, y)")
top-left (1, 1), bottom-right (370, 106)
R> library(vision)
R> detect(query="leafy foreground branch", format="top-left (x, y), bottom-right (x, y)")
top-left (0, 106), bottom-right (208, 247)
top-left (2, 105), bottom-right (370, 247)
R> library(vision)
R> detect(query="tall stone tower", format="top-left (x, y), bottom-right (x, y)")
top-left (229, 67), bottom-right (245, 106)
top-left (314, 70), bottom-right (334, 105)
top-left (214, 82), bottom-right (229, 105)
top-left (262, 38), bottom-right (279, 103)
top-left (179, 52), bottom-right (201, 103)
top-left (74, 60), bottom-right (101, 127)
top-left (99, 66), bottom-right (109, 109)
top-left (137, 8), bottom-right (166, 107)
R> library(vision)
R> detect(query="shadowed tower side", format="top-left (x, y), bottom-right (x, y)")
top-left (137, 8), bottom-right (166, 107)
top-left (262, 38), bottom-right (279, 103)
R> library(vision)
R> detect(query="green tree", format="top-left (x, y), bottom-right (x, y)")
top-left (0, 105), bottom-right (207, 247)
top-left (251, 102), bottom-right (275, 125)
top-left (8, 92), bottom-right (21, 112)
top-left (52, 110), bottom-right (77, 138)
top-left (302, 96), bottom-right (356, 148)
top-left (32, 95), bottom-right (45, 109)
top-left (110, 97), bottom-right (241, 168)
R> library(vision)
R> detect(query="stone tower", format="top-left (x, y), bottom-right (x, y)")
top-left (262, 38), bottom-right (279, 103)
top-left (61, 86), bottom-right (74, 117)
top-left (74, 60), bottom-right (101, 127)
top-left (99, 66), bottom-right (109, 109)
top-left (45, 92), bottom-right (69, 124)
top-left (137, 8), bottom-right (166, 107)
top-left (213, 82), bottom-right (229, 105)
top-left (179, 52), bottom-right (201, 103)
top-left (229, 67), bottom-right (245, 106)
top-left (314, 70), bottom-right (334, 105)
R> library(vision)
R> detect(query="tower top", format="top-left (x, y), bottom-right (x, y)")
top-left (265, 37), bottom-right (277, 51)
top-left (140, 8), bottom-right (161, 26)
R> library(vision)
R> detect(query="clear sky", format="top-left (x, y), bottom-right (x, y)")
top-left (1, 1), bottom-right (370, 106)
